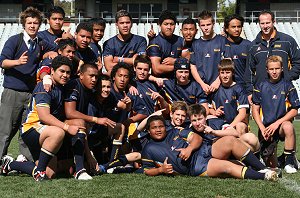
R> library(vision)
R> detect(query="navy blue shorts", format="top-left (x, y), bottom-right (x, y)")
top-left (189, 143), bottom-right (212, 176)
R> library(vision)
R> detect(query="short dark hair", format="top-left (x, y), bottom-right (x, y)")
top-left (115, 10), bottom-right (132, 22)
top-left (79, 63), bottom-right (98, 73)
top-left (158, 10), bottom-right (176, 25)
top-left (57, 38), bottom-right (76, 51)
top-left (89, 18), bottom-right (106, 28)
top-left (20, 7), bottom-right (43, 28)
top-left (188, 104), bottom-right (207, 118)
top-left (95, 74), bottom-right (111, 95)
top-left (52, 55), bottom-right (73, 71)
top-left (182, 17), bottom-right (197, 28)
top-left (145, 115), bottom-right (166, 131)
top-left (198, 10), bottom-right (214, 22)
top-left (224, 14), bottom-right (244, 32)
top-left (110, 62), bottom-right (134, 81)
top-left (218, 59), bottom-right (235, 72)
top-left (76, 22), bottom-right (93, 34)
top-left (258, 10), bottom-right (275, 22)
top-left (47, 6), bottom-right (65, 19)
top-left (134, 54), bottom-right (152, 68)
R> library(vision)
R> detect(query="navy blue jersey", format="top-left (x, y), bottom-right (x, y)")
top-left (141, 128), bottom-right (194, 175)
top-left (76, 47), bottom-right (98, 65)
top-left (134, 79), bottom-right (160, 115)
top-left (163, 78), bottom-right (207, 105)
top-left (147, 33), bottom-right (184, 60)
top-left (210, 83), bottom-right (249, 123)
top-left (244, 30), bottom-right (300, 94)
top-left (190, 35), bottom-right (226, 84)
top-left (0, 34), bottom-right (56, 92)
top-left (64, 78), bottom-right (95, 114)
top-left (223, 38), bottom-right (251, 85)
top-left (103, 34), bottom-right (146, 58)
top-left (109, 86), bottom-right (148, 122)
top-left (252, 79), bottom-right (300, 126)
top-left (38, 30), bottom-right (63, 44)
top-left (21, 82), bottom-right (66, 133)
top-left (89, 42), bottom-right (102, 59)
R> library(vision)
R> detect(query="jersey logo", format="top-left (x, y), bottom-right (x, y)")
top-left (232, 96), bottom-right (236, 100)
top-left (225, 99), bottom-right (229, 103)
top-left (233, 55), bottom-right (238, 59)
top-left (129, 50), bottom-right (134, 54)
top-left (241, 53), bottom-right (247, 56)
top-left (272, 95), bottom-right (278, 99)
top-left (139, 94), bottom-right (143, 98)
top-left (214, 48), bottom-right (220, 52)
top-left (171, 51), bottom-right (175, 56)
top-left (71, 96), bottom-right (77, 100)
top-left (205, 53), bottom-right (210, 58)
top-left (281, 91), bottom-right (286, 95)
top-left (274, 44), bottom-right (281, 48)
top-left (189, 95), bottom-right (195, 99)
top-left (171, 146), bottom-right (176, 151)
top-left (257, 47), bottom-right (261, 51)
top-left (177, 47), bottom-right (182, 50)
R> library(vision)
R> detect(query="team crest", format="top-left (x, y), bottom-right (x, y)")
top-left (241, 53), bottom-right (247, 56)
top-left (129, 50), bottom-right (134, 54)
top-left (189, 95), bottom-right (195, 99)
top-left (214, 48), bottom-right (220, 52)
top-left (233, 55), bottom-right (238, 59)
top-left (281, 91), bottom-right (286, 95)
top-left (171, 51), bottom-right (175, 56)
top-left (274, 44), bottom-right (281, 48)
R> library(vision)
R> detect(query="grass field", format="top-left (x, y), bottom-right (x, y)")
top-left (1, 120), bottom-right (300, 198)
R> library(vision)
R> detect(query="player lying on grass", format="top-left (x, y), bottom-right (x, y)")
top-left (0, 56), bottom-right (90, 181)
top-left (141, 105), bottom-right (280, 181)
top-left (252, 55), bottom-right (300, 174)
top-left (96, 101), bottom-right (190, 173)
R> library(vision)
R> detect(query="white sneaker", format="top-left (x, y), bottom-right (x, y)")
top-left (259, 167), bottom-right (282, 178)
top-left (264, 170), bottom-right (278, 182)
top-left (75, 169), bottom-right (93, 180)
top-left (284, 164), bottom-right (297, 174)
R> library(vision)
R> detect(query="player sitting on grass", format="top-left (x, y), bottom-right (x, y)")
top-left (0, 56), bottom-right (88, 181)
top-left (252, 55), bottom-right (300, 173)
top-left (209, 59), bottom-right (259, 152)
top-left (142, 104), bottom-right (280, 181)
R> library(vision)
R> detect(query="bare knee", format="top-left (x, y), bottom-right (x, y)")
top-left (240, 133), bottom-right (260, 152)
top-left (281, 121), bottom-right (295, 137)
top-left (235, 122), bottom-right (248, 136)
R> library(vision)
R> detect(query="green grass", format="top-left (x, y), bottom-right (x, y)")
top-left (2, 120), bottom-right (300, 198)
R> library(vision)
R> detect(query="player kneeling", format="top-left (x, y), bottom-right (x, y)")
top-left (1, 56), bottom-right (90, 181)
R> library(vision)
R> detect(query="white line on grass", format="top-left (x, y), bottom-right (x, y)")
top-left (280, 177), bottom-right (300, 194)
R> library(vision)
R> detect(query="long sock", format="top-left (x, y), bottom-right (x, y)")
top-left (36, 148), bottom-right (55, 172)
top-left (240, 148), bottom-right (266, 170)
top-left (10, 161), bottom-right (36, 175)
top-left (110, 140), bottom-right (122, 162)
top-left (104, 155), bottom-right (129, 169)
top-left (72, 132), bottom-right (86, 173)
top-left (284, 149), bottom-right (295, 165)
top-left (241, 167), bottom-right (264, 180)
